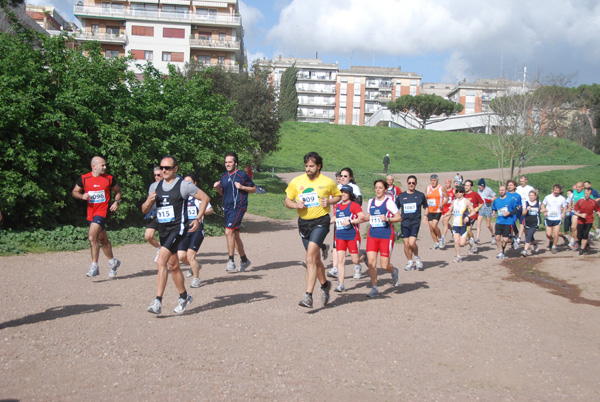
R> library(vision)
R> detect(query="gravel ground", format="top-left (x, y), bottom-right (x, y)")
top-left (1, 165), bottom-right (599, 401)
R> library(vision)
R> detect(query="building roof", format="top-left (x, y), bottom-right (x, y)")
top-left (338, 66), bottom-right (420, 79)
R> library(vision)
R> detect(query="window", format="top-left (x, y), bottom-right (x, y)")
top-left (131, 50), bottom-right (153, 60)
top-left (105, 49), bottom-right (119, 58)
top-left (196, 8), bottom-right (217, 19)
top-left (132, 25), bottom-right (154, 36)
top-left (218, 56), bottom-right (225, 64)
top-left (102, 2), bottom-right (110, 12)
top-left (144, 50), bottom-right (153, 60)
top-left (162, 52), bottom-right (184, 62)
top-left (106, 26), bottom-right (120, 35)
top-left (219, 32), bottom-right (226, 42)
top-left (197, 55), bottom-right (210, 64)
top-left (91, 24), bottom-right (98, 33)
top-left (162, 52), bottom-right (171, 62)
top-left (163, 28), bottom-right (185, 38)
top-left (197, 31), bottom-right (211, 40)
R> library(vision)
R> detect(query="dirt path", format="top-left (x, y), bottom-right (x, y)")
top-left (1, 205), bottom-right (599, 400)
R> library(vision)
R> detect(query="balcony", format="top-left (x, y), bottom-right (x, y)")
top-left (296, 86), bottom-right (336, 95)
top-left (298, 99), bottom-right (336, 107)
top-left (74, 5), bottom-right (242, 26)
top-left (72, 31), bottom-right (127, 44)
top-left (189, 38), bottom-right (240, 51)
top-left (297, 73), bottom-right (336, 82)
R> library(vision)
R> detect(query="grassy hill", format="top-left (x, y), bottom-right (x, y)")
top-left (248, 122), bottom-right (600, 220)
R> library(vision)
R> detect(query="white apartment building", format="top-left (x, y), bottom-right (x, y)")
top-left (73, 0), bottom-right (244, 75)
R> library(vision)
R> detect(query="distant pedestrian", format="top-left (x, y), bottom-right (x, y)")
top-left (383, 154), bottom-right (390, 174)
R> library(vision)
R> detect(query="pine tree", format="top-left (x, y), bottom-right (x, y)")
top-left (278, 64), bottom-right (298, 122)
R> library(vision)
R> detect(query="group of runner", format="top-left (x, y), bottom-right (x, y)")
top-left (74, 153), bottom-right (255, 315)
top-left (73, 152), bottom-right (600, 312)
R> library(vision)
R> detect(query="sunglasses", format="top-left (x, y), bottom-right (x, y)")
top-left (340, 175), bottom-right (349, 178)
top-left (407, 182), bottom-right (416, 185)
top-left (456, 190), bottom-right (464, 193)
top-left (154, 174), bottom-right (162, 177)
top-left (160, 166), bottom-right (175, 171)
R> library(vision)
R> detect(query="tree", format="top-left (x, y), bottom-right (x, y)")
top-left (387, 94), bottom-right (463, 129)
top-left (573, 83), bottom-right (600, 153)
top-left (278, 64), bottom-right (298, 122)
top-left (182, 60), bottom-right (280, 166)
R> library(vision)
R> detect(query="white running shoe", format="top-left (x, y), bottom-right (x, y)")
top-left (108, 259), bottom-right (120, 278)
top-left (239, 259), bottom-right (251, 272)
top-left (469, 237), bottom-right (475, 249)
top-left (521, 250), bottom-right (528, 257)
top-left (405, 261), bottom-right (415, 271)
top-left (147, 299), bottom-right (162, 314)
top-left (367, 287), bottom-right (379, 298)
top-left (551, 246), bottom-right (557, 254)
top-left (185, 269), bottom-right (194, 278)
top-left (392, 268), bottom-right (400, 286)
top-left (334, 283), bottom-right (345, 293)
top-left (86, 263), bottom-right (99, 277)
top-left (327, 267), bottom-right (338, 278)
top-left (439, 236), bottom-right (445, 249)
top-left (415, 257), bottom-right (424, 271)
top-left (475, 238), bottom-right (481, 244)
top-left (430, 242), bottom-right (440, 250)
top-left (173, 295), bottom-right (193, 314)
top-left (353, 265), bottom-right (362, 279)
top-left (153, 248), bottom-right (160, 263)
top-left (491, 238), bottom-right (497, 245)
top-left (496, 252), bottom-right (505, 259)
top-left (226, 261), bottom-right (236, 272)
top-left (453, 255), bottom-right (463, 263)
top-left (533, 243), bottom-right (539, 252)
top-left (190, 277), bottom-right (202, 288)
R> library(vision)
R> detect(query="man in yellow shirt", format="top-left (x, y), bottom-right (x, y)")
top-left (285, 152), bottom-right (341, 308)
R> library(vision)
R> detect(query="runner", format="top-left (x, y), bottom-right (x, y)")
top-left (569, 182), bottom-right (586, 248)
top-left (213, 152), bottom-right (256, 272)
top-left (583, 181), bottom-right (600, 237)
top-left (492, 185), bottom-right (520, 259)
top-left (285, 152), bottom-right (341, 308)
top-left (515, 176), bottom-right (535, 244)
top-left (573, 187), bottom-right (600, 256)
top-left (142, 156), bottom-right (210, 314)
top-left (463, 180), bottom-right (484, 253)
top-left (521, 190), bottom-right (541, 256)
top-left (144, 166), bottom-right (162, 263)
top-left (541, 184), bottom-right (568, 254)
top-left (385, 175), bottom-right (402, 201)
top-left (72, 156), bottom-right (122, 278)
top-left (477, 178), bottom-right (497, 245)
top-left (439, 178), bottom-right (455, 250)
top-left (395, 175), bottom-right (428, 271)
top-left (177, 174), bottom-right (214, 288)
top-left (327, 167), bottom-right (362, 279)
top-left (445, 185), bottom-right (475, 262)
top-left (364, 179), bottom-right (401, 298)
top-left (563, 189), bottom-right (574, 243)
top-left (330, 185), bottom-right (365, 292)
top-left (426, 174), bottom-right (449, 250)
top-left (506, 180), bottom-right (523, 250)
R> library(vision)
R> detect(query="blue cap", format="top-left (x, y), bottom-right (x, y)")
top-left (340, 185), bottom-right (353, 195)
top-left (478, 178), bottom-right (486, 186)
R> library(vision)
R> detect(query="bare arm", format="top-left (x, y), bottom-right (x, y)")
top-left (141, 192), bottom-right (156, 214)
top-left (72, 184), bottom-right (88, 201)
top-left (109, 184), bottom-right (122, 212)
top-left (285, 197), bottom-right (305, 210)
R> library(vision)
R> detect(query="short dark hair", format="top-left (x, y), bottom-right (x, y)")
top-left (340, 167), bottom-right (355, 183)
top-left (456, 185), bottom-right (465, 193)
top-left (553, 183), bottom-right (563, 191)
top-left (407, 175), bottom-right (417, 183)
top-left (506, 179), bottom-right (517, 186)
top-left (161, 155), bottom-right (178, 166)
top-left (464, 180), bottom-right (473, 186)
top-left (184, 173), bottom-right (199, 183)
top-left (373, 179), bottom-right (386, 188)
top-left (225, 152), bottom-right (238, 164)
top-left (303, 152), bottom-right (323, 169)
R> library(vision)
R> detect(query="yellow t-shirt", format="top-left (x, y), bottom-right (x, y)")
top-left (286, 173), bottom-right (341, 220)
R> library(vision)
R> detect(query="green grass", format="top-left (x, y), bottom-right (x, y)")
top-left (263, 122), bottom-right (600, 174)
top-left (247, 171), bottom-right (299, 220)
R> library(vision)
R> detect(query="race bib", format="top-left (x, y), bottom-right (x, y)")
top-left (187, 206), bottom-right (198, 220)
top-left (427, 199), bottom-right (436, 207)
top-left (529, 208), bottom-right (539, 216)
top-left (370, 214), bottom-right (385, 228)
top-left (88, 190), bottom-right (106, 204)
top-left (299, 191), bottom-right (320, 208)
top-left (549, 210), bottom-right (559, 218)
top-left (500, 207), bottom-right (508, 214)
top-left (157, 205), bottom-right (175, 223)
top-left (335, 218), bottom-right (349, 230)
top-left (403, 202), bottom-right (417, 213)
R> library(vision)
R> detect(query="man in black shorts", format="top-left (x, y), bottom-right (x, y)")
top-left (144, 166), bottom-right (162, 263)
top-left (285, 152), bottom-right (341, 308)
top-left (396, 175), bottom-right (428, 271)
top-left (142, 156), bottom-right (210, 315)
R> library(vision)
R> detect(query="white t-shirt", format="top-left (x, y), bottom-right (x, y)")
top-left (338, 182), bottom-right (361, 196)
top-left (478, 187), bottom-right (496, 204)
top-left (542, 194), bottom-right (567, 221)
top-left (516, 185), bottom-right (535, 208)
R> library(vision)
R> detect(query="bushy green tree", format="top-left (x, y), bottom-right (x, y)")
top-left (278, 64), bottom-right (298, 122)
top-left (387, 94), bottom-right (463, 129)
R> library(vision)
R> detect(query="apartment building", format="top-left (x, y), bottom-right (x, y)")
top-left (445, 78), bottom-right (533, 115)
top-left (336, 66), bottom-right (421, 126)
top-left (257, 57), bottom-right (338, 123)
top-left (26, 5), bottom-right (70, 31)
top-left (73, 0), bottom-right (244, 74)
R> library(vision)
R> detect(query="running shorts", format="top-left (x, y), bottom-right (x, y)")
top-left (495, 223), bottom-right (513, 238)
top-left (160, 231), bottom-right (186, 254)
top-left (336, 238), bottom-right (360, 254)
top-left (577, 223), bottom-right (593, 241)
top-left (545, 219), bottom-right (561, 228)
top-left (366, 236), bottom-right (394, 258)
top-left (89, 214), bottom-right (110, 230)
top-left (428, 213), bottom-right (442, 222)
top-left (401, 224), bottom-right (420, 239)
top-left (177, 226), bottom-right (205, 252)
top-left (452, 225), bottom-right (468, 237)
top-left (479, 204), bottom-right (493, 218)
top-left (298, 215), bottom-right (330, 251)
top-left (225, 208), bottom-right (246, 230)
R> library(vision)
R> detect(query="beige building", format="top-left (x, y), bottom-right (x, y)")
top-left (73, 0), bottom-right (245, 74)
top-left (446, 78), bottom-right (533, 115)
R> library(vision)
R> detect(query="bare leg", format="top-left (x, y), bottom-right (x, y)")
top-left (305, 242), bottom-right (326, 293)
top-left (145, 228), bottom-right (160, 248)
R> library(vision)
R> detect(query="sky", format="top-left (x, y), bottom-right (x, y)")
top-left (31, 0), bottom-right (600, 85)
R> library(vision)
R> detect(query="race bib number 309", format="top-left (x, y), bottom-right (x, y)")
top-left (299, 191), bottom-right (320, 208)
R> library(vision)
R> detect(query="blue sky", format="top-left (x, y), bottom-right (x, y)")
top-left (32, 0), bottom-right (600, 85)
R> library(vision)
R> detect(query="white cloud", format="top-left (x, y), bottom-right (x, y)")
top-left (266, 0), bottom-right (600, 83)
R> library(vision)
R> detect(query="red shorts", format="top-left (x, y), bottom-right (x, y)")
top-left (366, 237), bottom-right (394, 258)
top-left (336, 238), bottom-right (360, 254)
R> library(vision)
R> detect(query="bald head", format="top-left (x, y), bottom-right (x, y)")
top-left (91, 156), bottom-right (107, 176)
top-left (386, 175), bottom-right (394, 186)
